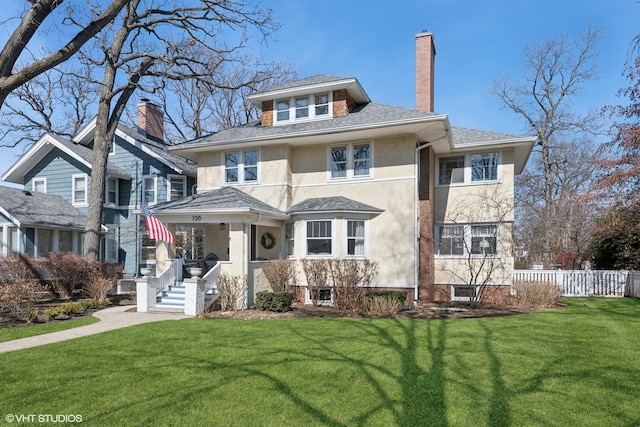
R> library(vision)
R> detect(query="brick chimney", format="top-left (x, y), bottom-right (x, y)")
top-left (138, 99), bottom-right (164, 142)
top-left (416, 32), bottom-right (436, 112)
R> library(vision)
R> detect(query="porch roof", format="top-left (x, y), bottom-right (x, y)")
top-left (288, 196), bottom-right (384, 215)
top-left (148, 186), bottom-right (288, 219)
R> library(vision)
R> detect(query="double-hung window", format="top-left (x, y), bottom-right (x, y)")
top-left (471, 224), bottom-right (498, 255)
top-left (285, 223), bottom-right (295, 257)
top-left (346, 219), bottom-right (366, 257)
top-left (72, 174), bottom-right (88, 205)
top-left (224, 150), bottom-right (259, 184)
top-left (438, 152), bottom-right (499, 185)
top-left (143, 175), bottom-right (157, 205)
top-left (105, 178), bottom-right (118, 206)
top-left (437, 225), bottom-right (464, 256)
top-left (330, 142), bottom-right (372, 180)
top-left (276, 99), bottom-right (290, 121)
top-left (295, 96), bottom-right (309, 118)
top-left (306, 220), bottom-right (333, 256)
top-left (471, 153), bottom-right (498, 182)
top-left (168, 175), bottom-right (186, 201)
top-left (436, 223), bottom-right (499, 257)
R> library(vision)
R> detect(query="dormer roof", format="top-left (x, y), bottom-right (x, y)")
top-left (247, 74), bottom-right (370, 106)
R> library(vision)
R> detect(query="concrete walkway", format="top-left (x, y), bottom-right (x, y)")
top-left (0, 306), bottom-right (189, 354)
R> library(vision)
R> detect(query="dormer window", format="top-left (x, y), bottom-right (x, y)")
top-left (274, 92), bottom-right (332, 125)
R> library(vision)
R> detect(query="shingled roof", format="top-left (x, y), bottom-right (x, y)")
top-left (0, 185), bottom-right (86, 229)
top-left (288, 196), bottom-right (383, 215)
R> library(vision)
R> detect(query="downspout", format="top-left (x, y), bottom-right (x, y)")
top-left (244, 213), bottom-right (262, 308)
top-left (414, 130), bottom-right (449, 303)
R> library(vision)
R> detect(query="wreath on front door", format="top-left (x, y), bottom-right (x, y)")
top-left (260, 232), bottom-right (276, 250)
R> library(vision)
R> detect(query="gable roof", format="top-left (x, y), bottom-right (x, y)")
top-left (2, 133), bottom-right (131, 184)
top-left (288, 196), bottom-right (383, 215)
top-left (0, 185), bottom-right (86, 229)
top-left (148, 186), bottom-right (287, 219)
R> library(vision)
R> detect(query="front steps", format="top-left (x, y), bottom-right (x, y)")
top-left (155, 283), bottom-right (186, 312)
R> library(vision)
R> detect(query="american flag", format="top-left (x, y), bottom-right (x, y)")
top-left (141, 204), bottom-right (174, 244)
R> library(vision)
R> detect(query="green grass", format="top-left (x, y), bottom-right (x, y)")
top-left (1, 298), bottom-right (639, 426)
top-left (0, 316), bottom-right (99, 343)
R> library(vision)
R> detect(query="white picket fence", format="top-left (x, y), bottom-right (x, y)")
top-left (513, 270), bottom-right (640, 297)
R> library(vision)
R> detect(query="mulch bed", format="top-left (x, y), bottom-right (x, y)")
top-left (205, 302), bottom-right (539, 320)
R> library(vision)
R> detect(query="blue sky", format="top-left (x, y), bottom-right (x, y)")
top-left (0, 0), bottom-right (638, 179)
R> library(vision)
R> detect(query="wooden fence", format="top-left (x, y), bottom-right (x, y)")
top-left (513, 270), bottom-right (640, 297)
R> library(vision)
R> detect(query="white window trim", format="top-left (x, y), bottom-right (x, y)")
top-left (105, 177), bottom-right (119, 207)
top-left (305, 287), bottom-right (333, 306)
top-left (284, 222), bottom-right (295, 259)
top-left (72, 173), bottom-right (88, 206)
top-left (451, 285), bottom-right (479, 302)
top-left (142, 175), bottom-right (158, 206)
top-left (273, 92), bottom-right (333, 125)
top-left (435, 222), bottom-right (501, 258)
top-left (436, 151), bottom-right (500, 187)
top-left (222, 149), bottom-right (260, 185)
top-left (167, 174), bottom-right (187, 201)
top-left (304, 218), bottom-right (336, 258)
top-left (343, 217), bottom-right (369, 258)
top-left (32, 177), bottom-right (46, 193)
top-left (327, 141), bottom-right (374, 181)
top-left (109, 136), bottom-right (116, 155)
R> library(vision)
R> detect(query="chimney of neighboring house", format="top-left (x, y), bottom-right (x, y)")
top-left (416, 32), bottom-right (436, 112)
top-left (138, 99), bottom-right (164, 142)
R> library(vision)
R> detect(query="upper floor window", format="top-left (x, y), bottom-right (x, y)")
top-left (72, 174), bottom-right (88, 205)
top-left (224, 150), bottom-right (259, 184)
top-left (32, 177), bottom-right (46, 193)
top-left (143, 175), bottom-right (157, 205)
top-left (471, 153), bottom-right (498, 182)
top-left (105, 178), bottom-right (118, 206)
top-left (274, 92), bottom-right (331, 124)
top-left (437, 152), bottom-right (499, 186)
top-left (168, 175), bottom-right (186, 201)
top-left (330, 142), bottom-right (372, 180)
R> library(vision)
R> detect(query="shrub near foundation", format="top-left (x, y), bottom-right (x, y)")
top-left (512, 280), bottom-right (562, 308)
top-left (255, 291), bottom-right (294, 312)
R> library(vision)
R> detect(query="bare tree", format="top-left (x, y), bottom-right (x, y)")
top-left (159, 52), bottom-right (297, 140)
top-left (435, 188), bottom-right (514, 306)
top-left (0, 0), bottom-right (128, 109)
top-left (492, 28), bottom-right (602, 265)
top-left (81, 0), bottom-right (277, 260)
top-left (0, 64), bottom-right (97, 147)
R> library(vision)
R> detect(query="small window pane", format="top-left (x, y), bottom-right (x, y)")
top-left (331, 146), bottom-right (347, 178)
top-left (438, 225), bottom-right (464, 255)
top-left (285, 223), bottom-right (295, 257)
top-left (307, 220), bottom-right (332, 255)
top-left (471, 225), bottom-right (497, 255)
top-left (225, 152), bottom-right (239, 183)
top-left (353, 144), bottom-right (370, 176)
top-left (276, 99), bottom-right (290, 121)
top-left (295, 97), bottom-right (309, 118)
top-left (347, 220), bottom-right (365, 256)
top-left (315, 94), bottom-right (329, 116)
top-left (471, 153), bottom-right (498, 181)
top-left (169, 177), bottom-right (185, 201)
top-left (244, 150), bottom-right (258, 182)
top-left (74, 176), bottom-right (86, 203)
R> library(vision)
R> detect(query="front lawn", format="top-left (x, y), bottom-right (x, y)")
top-left (0, 316), bottom-right (99, 343)
top-left (1, 298), bottom-right (639, 426)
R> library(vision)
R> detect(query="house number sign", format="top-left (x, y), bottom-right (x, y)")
top-left (192, 215), bottom-right (202, 221)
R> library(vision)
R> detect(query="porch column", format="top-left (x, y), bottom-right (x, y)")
top-left (136, 276), bottom-right (157, 312)
top-left (183, 277), bottom-right (206, 316)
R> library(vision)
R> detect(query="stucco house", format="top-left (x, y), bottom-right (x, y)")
top-left (0, 101), bottom-right (197, 277)
top-left (146, 32), bottom-right (535, 307)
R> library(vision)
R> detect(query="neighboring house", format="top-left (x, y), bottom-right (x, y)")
top-left (0, 101), bottom-right (197, 277)
top-left (147, 32), bottom-right (535, 306)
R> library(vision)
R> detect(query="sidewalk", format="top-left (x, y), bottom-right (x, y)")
top-left (0, 306), bottom-right (188, 354)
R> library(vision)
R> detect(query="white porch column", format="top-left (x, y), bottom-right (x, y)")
top-left (136, 276), bottom-right (157, 312)
top-left (183, 277), bottom-right (206, 316)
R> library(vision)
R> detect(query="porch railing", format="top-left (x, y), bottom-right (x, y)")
top-left (156, 258), bottom-right (184, 296)
top-left (202, 262), bottom-right (220, 295)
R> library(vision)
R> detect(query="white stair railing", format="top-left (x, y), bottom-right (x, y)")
top-left (202, 263), bottom-right (220, 294)
top-left (156, 258), bottom-right (184, 297)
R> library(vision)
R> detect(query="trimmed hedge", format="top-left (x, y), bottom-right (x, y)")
top-left (366, 290), bottom-right (407, 306)
top-left (255, 291), bottom-right (294, 312)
